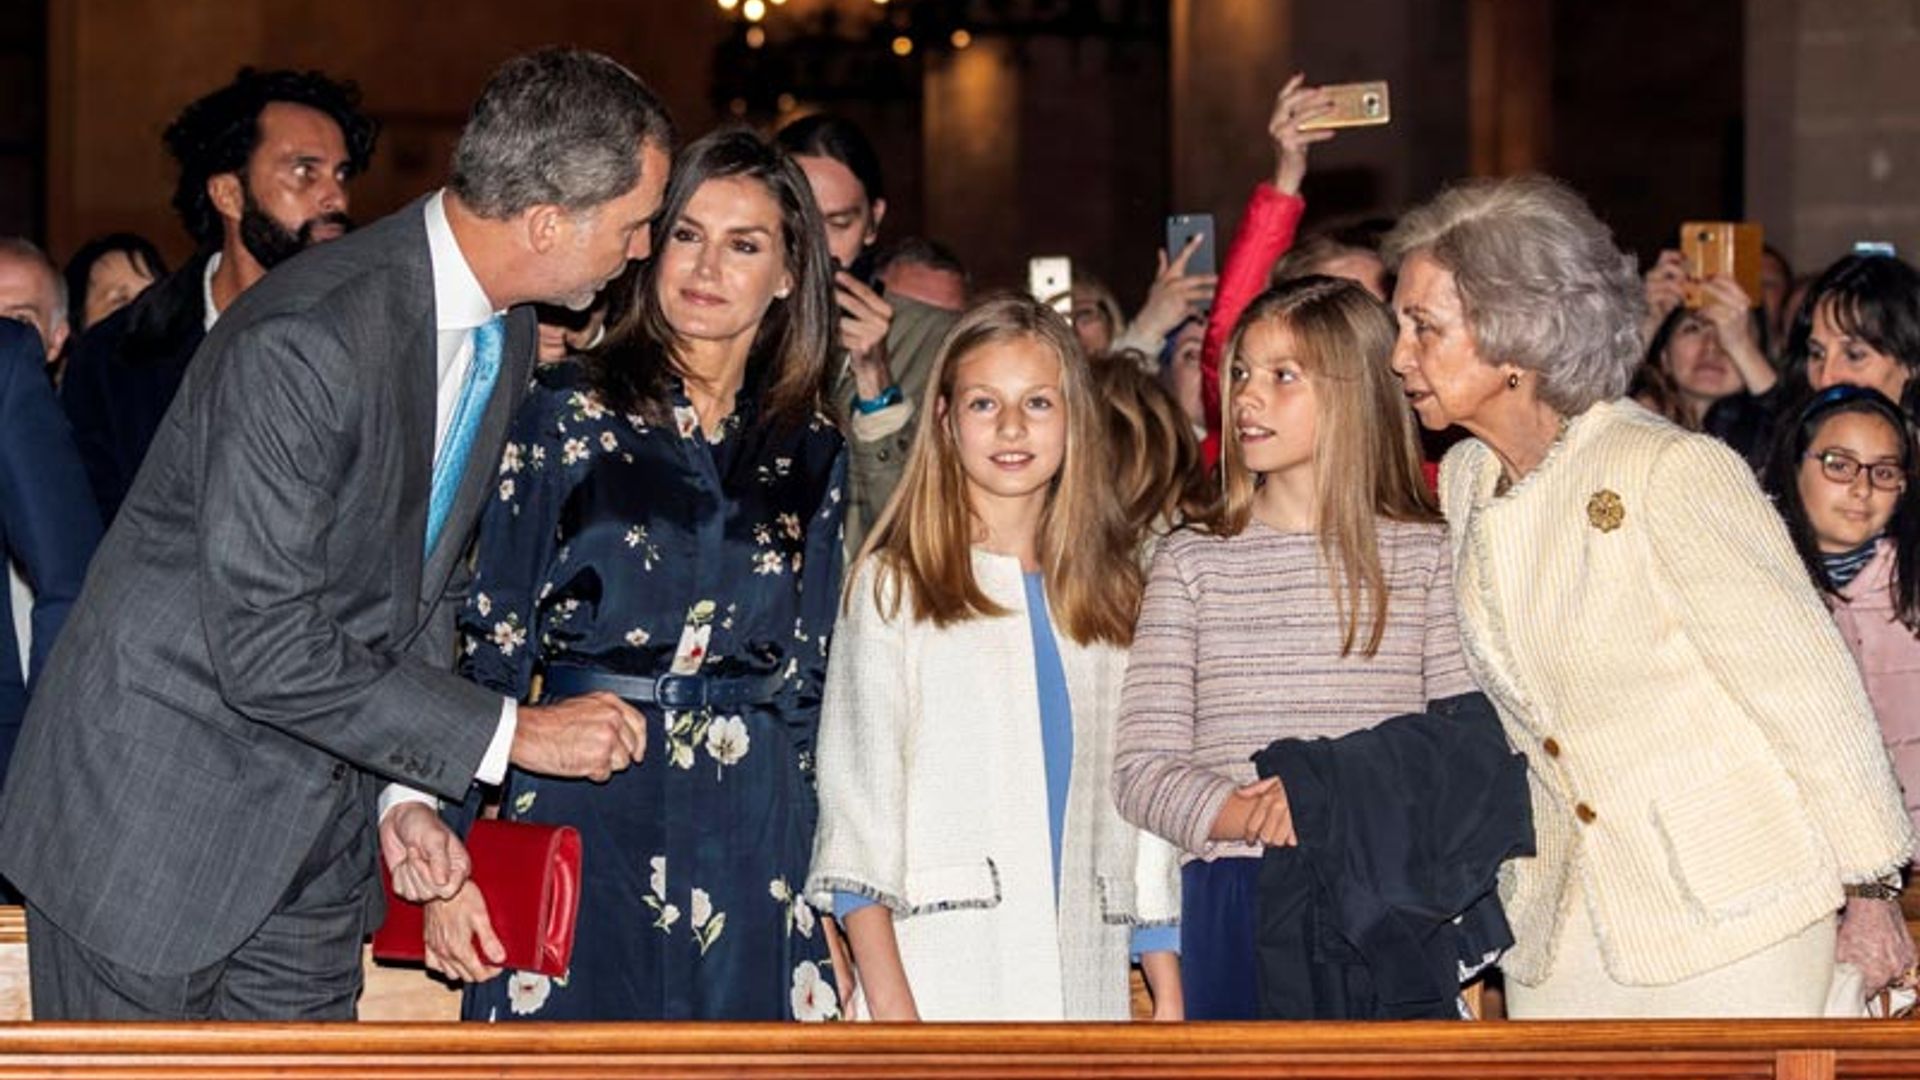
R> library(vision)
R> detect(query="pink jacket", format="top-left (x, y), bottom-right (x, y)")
top-left (1830, 540), bottom-right (1920, 844)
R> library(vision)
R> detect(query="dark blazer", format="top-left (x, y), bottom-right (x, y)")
top-left (1251, 692), bottom-right (1534, 1020)
top-left (0, 318), bottom-right (101, 771)
top-left (0, 200), bottom-right (534, 976)
top-left (60, 255), bottom-right (209, 524)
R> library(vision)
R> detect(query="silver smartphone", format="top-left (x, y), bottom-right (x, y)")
top-left (1028, 256), bottom-right (1073, 315)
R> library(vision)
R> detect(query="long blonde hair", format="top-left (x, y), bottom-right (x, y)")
top-left (852, 294), bottom-right (1142, 646)
top-left (1208, 276), bottom-right (1438, 656)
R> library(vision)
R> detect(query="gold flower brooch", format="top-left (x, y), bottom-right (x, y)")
top-left (1587, 489), bottom-right (1625, 533)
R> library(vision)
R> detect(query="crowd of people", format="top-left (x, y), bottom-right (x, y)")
top-left (0, 44), bottom-right (1915, 1027)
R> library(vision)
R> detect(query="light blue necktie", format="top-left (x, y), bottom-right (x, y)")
top-left (425, 315), bottom-right (504, 556)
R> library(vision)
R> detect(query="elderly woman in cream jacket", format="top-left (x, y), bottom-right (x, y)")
top-left (1383, 175), bottom-right (1914, 1018)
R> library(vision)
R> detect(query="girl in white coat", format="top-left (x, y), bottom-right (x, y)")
top-left (807, 294), bottom-right (1182, 1020)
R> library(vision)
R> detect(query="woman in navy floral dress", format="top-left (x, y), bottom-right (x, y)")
top-left (431, 129), bottom-right (848, 1021)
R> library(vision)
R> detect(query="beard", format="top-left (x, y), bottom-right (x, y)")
top-left (238, 186), bottom-right (353, 271)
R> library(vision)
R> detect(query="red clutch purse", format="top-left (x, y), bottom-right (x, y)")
top-left (372, 819), bottom-right (582, 978)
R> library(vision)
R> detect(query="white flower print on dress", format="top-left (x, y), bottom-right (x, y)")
top-left (624, 627), bottom-right (652, 647)
top-left (769, 876), bottom-right (816, 939)
top-left (475, 593), bottom-right (493, 618)
top-left (490, 619), bottom-right (527, 656)
top-left (499, 442), bottom-right (524, 474)
top-left (664, 710), bottom-right (708, 771)
top-left (567, 391), bottom-right (609, 421)
top-left (705, 715), bottom-right (749, 769)
top-left (497, 477), bottom-right (515, 502)
top-left (777, 512), bottom-right (803, 541)
top-left (599, 430), bottom-right (618, 452)
top-left (673, 405), bottom-right (699, 440)
top-left (789, 960), bottom-right (840, 1022)
top-left (669, 623), bottom-right (712, 676)
top-left (644, 855), bottom-right (682, 931)
top-left (562, 437), bottom-right (590, 466)
top-left (506, 971), bottom-right (551, 1015)
top-left (623, 525), bottom-right (661, 569)
top-left (512, 790), bottom-right (536, 815)
top-left (753, 550), bottom-right (786, 576)
top-left (690, 887), bottom-right (727, 955)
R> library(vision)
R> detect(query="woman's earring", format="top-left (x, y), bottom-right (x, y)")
top-left (1507, 372), bottom-right (1522, 390)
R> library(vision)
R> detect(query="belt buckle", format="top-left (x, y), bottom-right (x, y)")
top-left (654, 674), bottom-right (707, 709)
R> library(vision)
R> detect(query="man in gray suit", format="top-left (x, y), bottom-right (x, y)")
top-left (0, 48), bottom-right (671, 1020)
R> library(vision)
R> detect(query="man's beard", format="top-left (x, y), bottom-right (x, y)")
top-left (238, 186), bottom-right (352, 270)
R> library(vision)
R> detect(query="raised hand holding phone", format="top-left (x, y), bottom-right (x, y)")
top-left (1270, 74), bottom-right (1338, 196)
top-left (837, 269), bottom-right (895, 400)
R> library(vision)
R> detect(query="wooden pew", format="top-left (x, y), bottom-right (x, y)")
top-left (0, 905), bottom-right (1915, 1078)
top-left (0, 1019), bottom-right (1913, 1077)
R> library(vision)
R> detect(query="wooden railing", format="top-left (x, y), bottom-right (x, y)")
top-left (0, 1019), bottom-right (1913, 1077)
top-left (1, 905), bottom-right (1918, 1076)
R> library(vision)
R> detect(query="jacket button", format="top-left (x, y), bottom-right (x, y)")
top-left (1542, 737), bottom-right (1561, 758)
top-left (877, 450), bottom-right (890, 463)
top-left (1575, 802), bottom-right (1596, 824)
top-left (330, 762), bottom-right (349, 782)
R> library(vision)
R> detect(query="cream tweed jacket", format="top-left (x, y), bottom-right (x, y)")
top-left (807, 549), bottom-right (1181, 1019)
top-left (1440, 399), bottom-right (1912, 987)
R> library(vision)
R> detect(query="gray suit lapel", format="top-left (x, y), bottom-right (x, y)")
top-left (390, 206), bottom-right (437, 629)
top-left (418, 305), bottom-right (534, 611)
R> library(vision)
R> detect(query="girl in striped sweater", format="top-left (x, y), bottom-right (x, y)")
top-left (1113, 276), bottom-right (1478, 1018)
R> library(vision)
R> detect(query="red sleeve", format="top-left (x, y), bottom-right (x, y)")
top-left (1201, 184), bottom-right (1305, 465)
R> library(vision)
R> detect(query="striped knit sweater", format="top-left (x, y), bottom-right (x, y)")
top-left (1440, 399), bottom-right (1913, 987)
top-left (1113, 517), bottom-right (1476, 863)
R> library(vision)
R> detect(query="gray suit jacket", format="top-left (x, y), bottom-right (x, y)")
top-left (0, 199), bottom-right (533, 975)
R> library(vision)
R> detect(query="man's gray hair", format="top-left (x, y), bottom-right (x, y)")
top-left (1384, 176), bottom-right (1644, 416)
top-left (0, 236), bottom-right (67, 331)
top-left (451, 48), bottom-right (675, 220)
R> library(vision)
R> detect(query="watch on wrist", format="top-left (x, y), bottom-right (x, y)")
top-left (1845, 870), bottom-right (1905, 901)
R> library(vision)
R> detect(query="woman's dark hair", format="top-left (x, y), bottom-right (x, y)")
top-left (1764, 384), bottom-right (1920, 630)
top-left (1781, 252), bottom-right (1920, 417)
top-left (62, 232), bottom-right (168, 334)
top-left (163, 68), bottom-right (378, 252)
top-left (774, 113), bottom-right (885, 204)
top-left (591, 127), bottom-right (835, 432)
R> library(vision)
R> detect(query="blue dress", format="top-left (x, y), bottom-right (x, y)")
top-left (457, 362), bottom-right (849, 1021)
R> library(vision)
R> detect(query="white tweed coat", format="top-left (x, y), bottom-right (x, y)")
top-left (807, 549), bottom-right (1181, 1020)
top-left (1440, 399), bottom-right (1912, 987)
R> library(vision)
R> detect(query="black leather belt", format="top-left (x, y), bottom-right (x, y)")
top-left (541, 664), bottom-right (786, 709)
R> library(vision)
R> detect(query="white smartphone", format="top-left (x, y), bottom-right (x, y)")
top-left (1027, 256), bottom-right (1073, 315)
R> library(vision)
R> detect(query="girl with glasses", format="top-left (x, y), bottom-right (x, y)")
top-left (1766, 384), bottom-right (1920, 998)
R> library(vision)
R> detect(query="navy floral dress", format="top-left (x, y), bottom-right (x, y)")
top-left (457, 361), bottom-right (848, 1022)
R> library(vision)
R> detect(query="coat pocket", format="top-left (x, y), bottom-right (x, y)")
top-left (903, 858), bottom-right (1002, 916)
top-left (100, 685), bottom-right (251, 781)
top-left (1651, 762), bottom-right (1825, 920)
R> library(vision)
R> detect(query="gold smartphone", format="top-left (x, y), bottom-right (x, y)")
top-left (1680, 222), bottom-right (1763, 308)
top-left (1298, 81), bottom-right (1391, 131)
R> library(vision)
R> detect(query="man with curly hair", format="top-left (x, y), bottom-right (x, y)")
top-left (60, 68), bottom-right (377, 523)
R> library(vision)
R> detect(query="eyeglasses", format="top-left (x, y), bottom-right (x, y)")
top-left (1806, 449), bottom-right (1908, 492)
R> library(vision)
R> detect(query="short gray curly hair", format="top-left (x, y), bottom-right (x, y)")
top-left (1383, 175), bottom-right (1644, 416)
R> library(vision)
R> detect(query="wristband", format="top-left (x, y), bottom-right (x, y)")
top-left (852, 384), bottom-right (903, 415)
top-left (1845, 871), bottom-right (1905, 901)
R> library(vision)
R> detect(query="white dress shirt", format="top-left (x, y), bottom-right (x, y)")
top-left (379, 190), bottom-right (518, 820)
